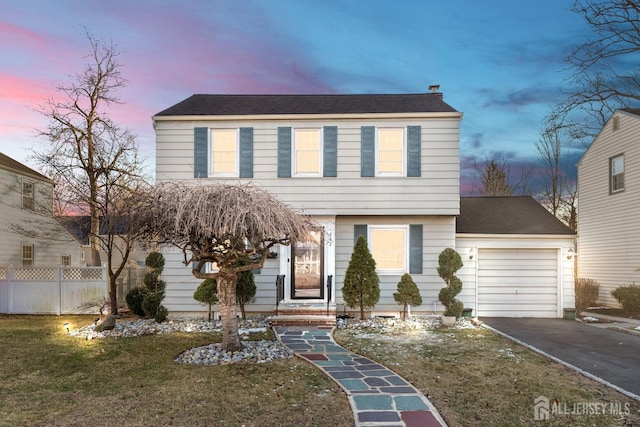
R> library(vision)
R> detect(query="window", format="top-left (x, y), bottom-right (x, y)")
top-left (293, 129), bottom-right (322, 176)
top-left (369, 226), bottom-right (407, 273)
top-left (377, 128), bottom-right (405, 175)
top-left (210, 129), bottom-right (238, 176)
top-left (22, 181), bottom-right (34, 211)
top-left (61, 255), bottom-right (71, 266)
top-left (610, 154), bottom-right (625, 193)
top-left (22, 244), bottom-right (34, 266)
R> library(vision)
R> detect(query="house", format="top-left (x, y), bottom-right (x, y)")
top-left (0, 153), bottom-right (80, 268)
top-left (153, 93), bottom-right (575, 319)
top-left (577, 108), bottom-right (640, 307)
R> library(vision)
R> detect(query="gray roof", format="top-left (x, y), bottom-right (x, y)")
top-left (457, 196), bottom-right (575, 235)
top-left (155, 93), bottom-right (458, 116)
top-left (0, 152), bottom-right (51, 183)
top-left (620, 108), bottom-right (640, 117)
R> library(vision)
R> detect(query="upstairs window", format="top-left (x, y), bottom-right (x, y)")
top-left (22, 181), bottom-right (34, 211)
top-left (22, 244), bottom-right (34, 266)
top-left (610, 154), bottom-right (625, 193)
top-left (293, 129), bottom-right (322, 176)
top-left (377, 128), bottom-right (405, 176)
top-left (61, 254), bottom-right (71, 266)
top-left (210, 129), bottom-right (238, 176)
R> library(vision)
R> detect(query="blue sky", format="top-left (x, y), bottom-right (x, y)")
top-left (0, 0), bottom-right (592, 193)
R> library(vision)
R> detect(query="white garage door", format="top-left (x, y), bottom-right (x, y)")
top-left (477, 248), bottom-right (559, 318)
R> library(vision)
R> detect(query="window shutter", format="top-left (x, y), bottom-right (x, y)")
top-left (354, 224), bottom-right (368, 245)
top-left (407, 126), bottom-right (421, 177)
top-left (323, 126), bottom-right (337, 177)
top-left (194, 127), bottom-right (208, 178)
top-left (361, 126), bottom-right (375, 177)
top-left (239, 127), bottom-right (254, 178)
top-left (409, 224), bottom-right (423, 274)
top-left (277, 127), bottom-right (292, 178)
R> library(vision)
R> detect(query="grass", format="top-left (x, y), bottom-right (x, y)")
top-left (0, 315), bottom-right (352, 427)
top-left (334, 326), bottom-right (640, 427)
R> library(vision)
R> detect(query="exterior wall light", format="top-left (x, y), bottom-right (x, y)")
top-left (468, 247), bottom-right (475, 260)
top-left (566, 248), bottom-right (575, 260)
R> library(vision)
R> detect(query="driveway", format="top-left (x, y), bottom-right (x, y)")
top-left (482, 318), bottom-right (640, 398)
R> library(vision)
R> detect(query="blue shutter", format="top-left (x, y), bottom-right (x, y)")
top-left (239, 127), bottom-right (254, 178)
top-left (194, 127), bottom-right (208, 178)
top-left (323, 126), bottom-right (337, 177)
top-left (277, 127), bottom-right (292, 178)
top-left (409, 224), bottom-right (423, 274)
top-left (361, 126), bottom-right (375, 177)
top-left (407, 126), bottom-right (421, 177)
top-left (354, 224), bottom-right (368, 245)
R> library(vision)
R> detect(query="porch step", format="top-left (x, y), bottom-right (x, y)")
top-left (269, 315), bottom-right (337, 327)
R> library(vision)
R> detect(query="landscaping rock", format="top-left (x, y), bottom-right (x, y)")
top-left (94, 314), bottom-right (116, 332)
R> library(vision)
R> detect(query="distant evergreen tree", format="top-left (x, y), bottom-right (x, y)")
top-left (394, 273), bottom-right (422, 320)
top-left (343, 236), bottom-right (380, 320)
top-left (236, 270), bottom-right (256, 320)
top-left (194, 279), bottom-right (218, 321)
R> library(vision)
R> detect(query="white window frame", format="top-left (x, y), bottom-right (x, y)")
top-left (210, 129), bottom-right (239, 177)
top-left (368, 225), bottom-right (409, 274)
top-left (293, 128), bottom-right (323, 177)
top-left (22, 244), bottom-right (34, 266)
top-left (610, 154), bottom-right (625, 193)
top-left (376, 128), bottom-right (406, 177)
top-left (22, 180), bottom-right (35, 211)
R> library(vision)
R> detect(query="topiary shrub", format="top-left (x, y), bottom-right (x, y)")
top-left (575, 278), bottom-right (600, 315)
top-left (394, 273), bottom-right (422, 320)
top-left (194, 279), bottom-right (218, 321)
top-left (611, 284), bottom-right (640, 315)
top-left (125, 286), bottom-right (148, 317)
top-left (236, 270), bottom-right (256, 320)
top-left (343, 236), bottom-right (380, 320)
top-left (141, 251), bottom-right (168, 322)
top-left (437, 248), bottom-right (464, 318)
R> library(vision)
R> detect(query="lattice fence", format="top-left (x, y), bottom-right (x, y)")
top-left (63, 267), bottom-right (103, 280)
top-left (14, 268), bottom-right (56, 281)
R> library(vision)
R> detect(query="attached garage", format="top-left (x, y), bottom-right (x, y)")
top-left (455, 197), bottom-right (576, 319)
top-left (477, 248), bottom-right (559, 317)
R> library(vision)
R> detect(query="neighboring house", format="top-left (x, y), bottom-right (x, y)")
top-left (577, 108), bottom-right (640, 307)
top-left (0, 153), bottom-right (80, 267)
top-left (153, 93), bottom-right (575, 318)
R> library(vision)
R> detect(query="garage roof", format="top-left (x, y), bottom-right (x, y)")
top-left (457, 196), bottom-right (575, 235)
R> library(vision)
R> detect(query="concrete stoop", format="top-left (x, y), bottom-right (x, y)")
top-left (269, 302), bottom-right (337, 326)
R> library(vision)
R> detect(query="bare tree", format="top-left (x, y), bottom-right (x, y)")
top-left (552, 0), bottom-right (640, 143)
top-left (138, 182), bottom-right (311, 351)
top-left (473, 158), bottom-right (533, 196)
top-left (33, 30), bottom-right (143, 267)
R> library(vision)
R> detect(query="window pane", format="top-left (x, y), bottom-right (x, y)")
top-left (295, 129), bottom-right (320, 174)
top-left (611, 156), bottom-right (625, 191)
top-left (378, 129), bottom-right (403, 174)
top-left (612, 156), bottom-right (624, 175)
top-left (22, 245), bottom-right (33, 266)
top-left (370, 228), bottom-right (405, 270)
top-left (212, 130), bottom-right (237, 174)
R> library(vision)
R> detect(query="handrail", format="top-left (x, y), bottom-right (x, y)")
top-left (326, 275), bottom-right (333, 316)
top-left (275, 274), bottom-right (285, 316)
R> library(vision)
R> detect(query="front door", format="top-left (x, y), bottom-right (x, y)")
top-left (291, 229), bottom-right (324, 299)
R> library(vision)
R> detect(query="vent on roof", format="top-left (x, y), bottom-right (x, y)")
top-left (612, 116), bottom-right (620, 131)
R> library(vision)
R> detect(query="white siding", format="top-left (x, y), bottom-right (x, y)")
top-left (155, 117), bottom-right (460, 216)
top-left (577, 111), bottom-right (640, 307)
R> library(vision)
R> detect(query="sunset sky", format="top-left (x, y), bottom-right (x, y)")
top-left (1, 0), bottom-right (595, 193)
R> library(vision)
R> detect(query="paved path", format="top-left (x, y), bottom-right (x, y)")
top-left (482, 318), bottom-right (640, 399)
top-left (273, 326), bottom-right (447, 427)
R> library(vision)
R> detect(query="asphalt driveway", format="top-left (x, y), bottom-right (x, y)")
top-left (482, 318), bottom-right (640, 398)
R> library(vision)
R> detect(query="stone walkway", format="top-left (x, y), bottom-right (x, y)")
top-left (273, 326), bottom-right (447, 427)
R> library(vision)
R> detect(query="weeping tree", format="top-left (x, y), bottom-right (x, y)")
top-left (139, 182), bottom-right (310, 352)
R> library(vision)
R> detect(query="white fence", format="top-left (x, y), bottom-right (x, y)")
top-left (0, 266), bottom-right (145, 315)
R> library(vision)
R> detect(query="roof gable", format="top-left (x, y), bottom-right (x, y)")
top-left (0, 152), bottom-right (51, 183)
top-left (457, 196), bottom-right (575, 235)
top-left (155, 93), bottom-right (459, 117)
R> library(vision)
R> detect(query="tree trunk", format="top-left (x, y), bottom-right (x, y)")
top-left (217, 274), bottom-right (242, 352)
top-left (109, 274), bottom-right (118, 315)
top-left (239, 302), bottom-right (246, 321)
top-left (360, 304), bottom-right (365, 320)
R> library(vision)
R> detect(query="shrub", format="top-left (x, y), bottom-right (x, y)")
top-left (437, 248), bottom-right (464, 318)
top-left (140, 252), bottom-right (168, 322)
top-left (194, 279), bottom-right (218, 321)
top-left (394, 273), bottom-right (422, 320)
top-left (236, 270), bottom-right (256, 320)
top-left (145, 252), bottom-right (165, 273)
top-left (343, 236), bottom-right (380, 320)
top-left (575, 278), bottom-right (600, 315)
top-left (612, 284), bottom-right (640, 315)
top-left (125, 287), bottom-right (148, 316)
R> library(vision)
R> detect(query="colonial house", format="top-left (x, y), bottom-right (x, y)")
top-left (577, 108), bottom-right (640, 307)
top-left (0, 153), bottom-right (80, 268)
top-left (153, 93), bottom-right (575, 319)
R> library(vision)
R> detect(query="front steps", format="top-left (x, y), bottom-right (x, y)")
top-left (269, 302), bottom-right (337, 327)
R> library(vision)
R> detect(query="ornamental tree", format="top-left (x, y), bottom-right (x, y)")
top-left (394, 273), bottom-right (422, 320)
top-left (138, 182), bottom-right (310, 352)
top-left (437, 248), bottom-right (464, 318)
top-left (342, 236), bottom-right (380, 320)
